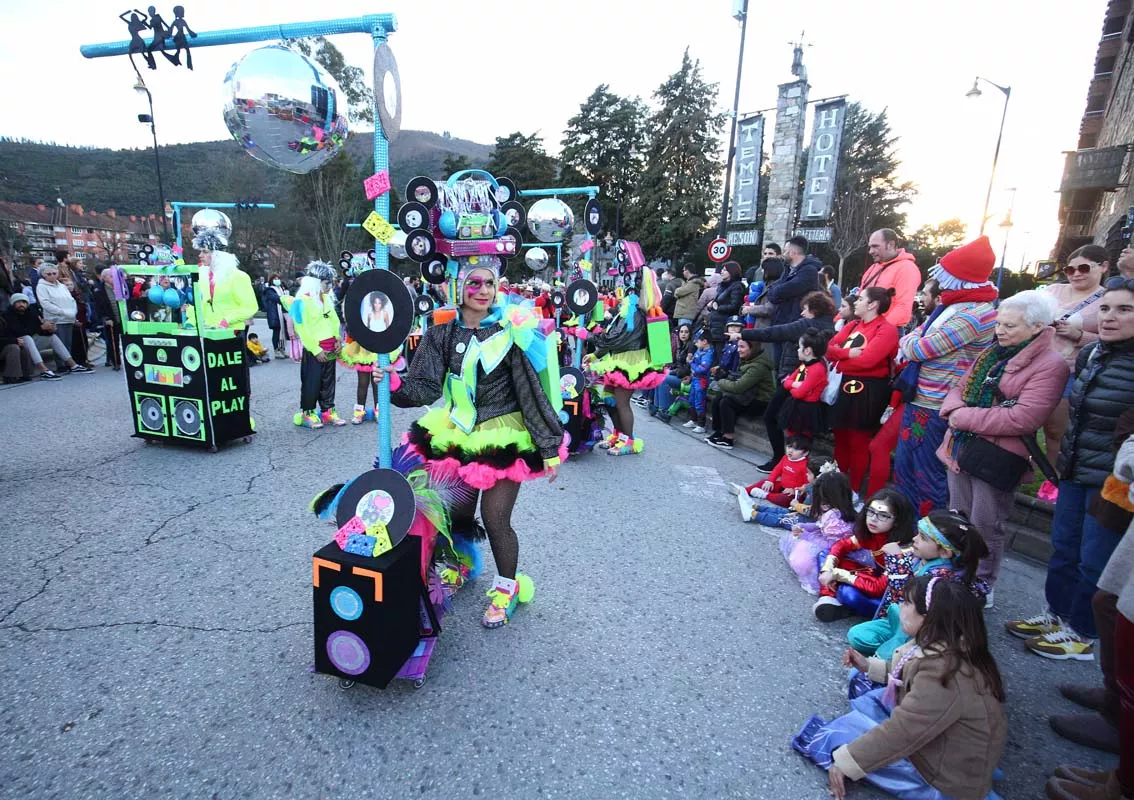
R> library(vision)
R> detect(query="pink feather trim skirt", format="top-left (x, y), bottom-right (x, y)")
top-left (404, 408), bottom-right (568, 491)
top-left (590, 348), bottom-right (667, 391)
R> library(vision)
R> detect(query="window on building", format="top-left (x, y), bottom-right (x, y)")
top-left (1104, 15), bottom-right (1126, 37)
top-left (72, 238), bottom-right (83, 247)
top-left (1086, 93), bottom-right (1108, 113)
top-left (55, 238), bottom-right (67, 246)
top-left (73, 252), bottom-right (86, 261)
top-left (1096, 55), bottom-right (1117, 75)
top-left (86, 240), bottom-right (97, 247)
top-left (70, 226), bottom-right (82, 234)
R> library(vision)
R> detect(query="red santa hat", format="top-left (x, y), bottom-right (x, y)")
top-left (938, 236), bottom-right (996, 285)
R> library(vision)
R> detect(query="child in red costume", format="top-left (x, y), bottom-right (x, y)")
top-left (813, 486), bottom-right (916, 622)
top-left (746, 435), bottom-right (811, 507)
top-left (779, 327), bottom-right (830, 439)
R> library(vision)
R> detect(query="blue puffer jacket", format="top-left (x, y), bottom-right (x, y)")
top-left (768, 255), bottom-right (821, 326)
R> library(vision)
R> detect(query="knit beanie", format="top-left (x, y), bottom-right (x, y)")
top-left (937, 236), bottom-right (995, 286)
top-left (10, 293), bottom-right (29, 305)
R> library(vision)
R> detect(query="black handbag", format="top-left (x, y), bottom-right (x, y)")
top-left (956, 436), bottom-right (1032, 492)
top-left (955, 394), bottom-right (1058, 491)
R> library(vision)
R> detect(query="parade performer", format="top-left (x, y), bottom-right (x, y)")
top-left (586, 270), bottom-right (669, 455)
top-left (194, 237), bottom-right (258, 333)
top-left (374, 260), bottom-right (565, 629)
top-left (285, 261), bottom-right (346, 429)
top-left (338, 335), bottom-right (405, 425)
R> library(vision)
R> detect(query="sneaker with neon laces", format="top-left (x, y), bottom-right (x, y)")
top-left (1006, 610), bottom-right (1062, 639)
top-left (608, 436), bottom-right (644, 456)
top-left (294, 410), bottom-right (324, 429)
top-left (1025, 629), bottom-right (1096, 661)
top-left (438, 561), bottom-right (469, 596)
top-left (596, 431), bottom-right (622, 450)
top-left (352, 405), bottom-right (367, 425)
top-left (325, 408), bottom-right (347, 427)
top-left (482, 574), bottom-right (532, 629)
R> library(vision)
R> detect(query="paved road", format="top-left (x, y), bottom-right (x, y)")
top-left (0, 322), bottom-right (1117, 799)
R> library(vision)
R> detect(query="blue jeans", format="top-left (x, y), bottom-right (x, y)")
top-left (1046, 480), bottom-right (1124, 638)
top-left (653, 374), bottom-right (683, 413)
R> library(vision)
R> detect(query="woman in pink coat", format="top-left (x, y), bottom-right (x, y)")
top-left (937, 290), bottom-right (1068, 597)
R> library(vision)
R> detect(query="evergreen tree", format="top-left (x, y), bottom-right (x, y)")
top-left (626, 50), bottom-right (725, 265)
top-left (441, 153), bottom-right (472, 179)
top-left (908, 218), bottom-right (966, 271)
top-left (485, 132), bottom-right (558, 189)
top-left (560, 85), bottom-right (648, 238)
top-left (823, 103), bottom-right (917, 286)
top-left (295, 37), bottom-right (374, 124)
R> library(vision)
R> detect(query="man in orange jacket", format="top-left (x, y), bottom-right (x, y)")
top-left (859, 228), bottom-right (922, 328)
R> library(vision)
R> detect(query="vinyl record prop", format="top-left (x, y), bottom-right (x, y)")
top-left (414, 294), bottom-right (434, 316)
top-left (584, 199), bottom-right (602, 236)
top-left (313, 468), bottom-right (435, 688)
top-left (222, 45), bottom-right (349, 175)
top-left (565, 279), bottom-right (598, 316)
top-left (344, 268), bottom-right (416, 354)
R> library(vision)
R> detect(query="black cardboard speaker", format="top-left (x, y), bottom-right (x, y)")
top-left (313, 538), bottom-right (421, 688)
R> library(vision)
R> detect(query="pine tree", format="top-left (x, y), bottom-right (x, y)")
top-left (626, 50), bottom-right (725, 265)
top-left (560, 85), bottom-right (648, 238)
top-left (441, 153), bottom-right (472, 179)
top-left (485, 132), bottom-right (558, 189)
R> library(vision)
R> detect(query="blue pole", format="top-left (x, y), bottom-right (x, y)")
top-left (517, 187), bottom-right (599, 198)
top-left (80, 15), bottom-right (397, 58)
top-left (372, 23), bottom-right (393, 469)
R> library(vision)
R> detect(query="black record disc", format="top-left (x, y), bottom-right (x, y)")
top-left (343, 268), bottom-right (416, 354)
top-left (405, 176), bottom-right (439, 208)
top-left (494, 177), bottom-right (517, 206)
top-left (397, 202), bottom-right (430, 233)
top-left (584, 198), bottom-right (602, 236)
top-left (141, 244), bottom-right (155, 256)
top-left (565, 279), bottom-right (598, 316)
top-left (334, 468), bottom-right (417, 550)
top-left (339, 249), bottom-right (353, 262)
top-left (550, 290), bottom-right (566, 309)
top-left (338, 258), bottom-right (352, 275)
top-left (500, 200), bottom-right (526, 231)
top-left (404, 230), bottom-right (437, 263)
top-left (617, 262), bottom-right (627, 275)
top-left (366, 249), bottom-right (376, 264)
top-left (501, 226), bottom-right (523, 258)
top-left (414, 294), bottom-right (434, 315)
top-left (421, 257), bottom-right (448, 285)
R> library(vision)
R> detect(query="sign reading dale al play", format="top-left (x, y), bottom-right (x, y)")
top-left (708, 238), bottom-right (732, 263)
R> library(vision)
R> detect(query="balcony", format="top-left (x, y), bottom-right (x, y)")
top-left (1063, 209), bottom-right (1098, 237)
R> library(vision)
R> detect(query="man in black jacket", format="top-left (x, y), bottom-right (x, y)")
top-left (0, 294), bottom-right (67, 380)
top-left (766, 235), bottom-right (820, 376)
top-left (1008, 280), bottom-right (1134, 665)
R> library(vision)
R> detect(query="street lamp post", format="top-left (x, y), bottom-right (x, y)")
top-left (134, 77), bottom-right (170, 243)
top-left (717, 0), bottom-right (750, 238)
top-left (966, 76), bottom-right (1012, 236)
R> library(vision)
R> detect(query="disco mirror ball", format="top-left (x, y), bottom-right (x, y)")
top-left (222, 45), bottom-right (350, 175)
top-left (525, 247), bottom-right (549, 270)
top-left (190, 209), bottom-right (232, 242)
top-left (526, 198), bottom-right (574, 243)
top-left (388, 230), bottom-right (408, 260)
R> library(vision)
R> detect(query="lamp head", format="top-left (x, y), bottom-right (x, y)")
top-left (965, 78), bottom-right (982, 99)
top-left (133, 77), bottom-right (147, 95)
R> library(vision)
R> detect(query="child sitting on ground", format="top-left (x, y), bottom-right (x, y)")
top-left (794, 575), bottom-right (1007, 800)
top-left (846, 511), bottom-right (990, 676)
top-left (813, 487), bottom-right (916, 623)
top-left (746, 455), bottom-right (828, 527)
top-left (778, 327), bottom-right (829, 440)
top-left (733, 434), bottom-right (811, 507)
top-left (682, 329), bottom-right (715, 435)
top-left (779, 468), bottom-right (858, 594)
top-left (246, 332), bottom-right (271, 364)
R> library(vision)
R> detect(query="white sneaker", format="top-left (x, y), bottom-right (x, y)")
top-left (737, 493), bottom-right (756, 522)
top-left (984, 590), bottom-right (995, 610)
top-left (691, 426), bottom-right (706, 434)
top-left (682, 420), bottom-right (697, 428)
top-left (728, 482), bottom-right (747, 496)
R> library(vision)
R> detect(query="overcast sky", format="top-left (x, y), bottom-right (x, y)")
top-left (0, 0), bottom-right (1106, 269)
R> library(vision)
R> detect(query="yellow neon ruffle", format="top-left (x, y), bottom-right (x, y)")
top-left (590, 348), bottom-right (655, 380)
top-left (416, 408), bottom-right (538, 455)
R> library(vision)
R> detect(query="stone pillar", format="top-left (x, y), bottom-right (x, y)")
top-left (762, 78), bottom-right (810, 249)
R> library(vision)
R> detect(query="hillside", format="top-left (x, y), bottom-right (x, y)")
top-left (0, 131), bottom-right (491, 216)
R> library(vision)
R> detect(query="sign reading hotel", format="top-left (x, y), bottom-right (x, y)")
top-left (799, 100), bottom-right (847, 222)
top-left (730, 114), bottom-right (765, 225)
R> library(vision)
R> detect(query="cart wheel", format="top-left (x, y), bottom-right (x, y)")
top-left (412, 677), bottom-right (426, 689)
top-left (338, 679), bottom-right (355, 690)
top-left (144, 439), bottom-right (156, 446)
top-left (242, 436), bottom-right (252, 444)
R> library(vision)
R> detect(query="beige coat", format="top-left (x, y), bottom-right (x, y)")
top-left (833, 641), bottom-right (1007, 800)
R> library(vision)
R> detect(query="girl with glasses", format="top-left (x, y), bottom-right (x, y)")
top-left (813, 487), bottom-right (916, 622)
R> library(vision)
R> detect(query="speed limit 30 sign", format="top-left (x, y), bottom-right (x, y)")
top-left (708, 238), bottom-right (732, 263)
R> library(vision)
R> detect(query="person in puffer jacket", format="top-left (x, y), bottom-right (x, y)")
top-left (284, 261), bottom-right (346, 429)
top-left (1006, 279), bottom-right (1134, 662)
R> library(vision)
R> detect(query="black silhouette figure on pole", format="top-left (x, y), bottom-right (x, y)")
top-left (145, 7), bottom-right (171, 63)
top-left (120, 9), bottom-right (155, 71)
top-left (164, 6), bottom-right (197, 69)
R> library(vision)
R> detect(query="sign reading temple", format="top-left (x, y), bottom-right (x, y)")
top-left (730, 114), bottom-right (765, 225)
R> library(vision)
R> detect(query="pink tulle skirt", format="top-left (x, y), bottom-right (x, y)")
top-left (402, 437), bottom-right (569, 491)
top-left (601, 368), bottom-right (667, 391)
